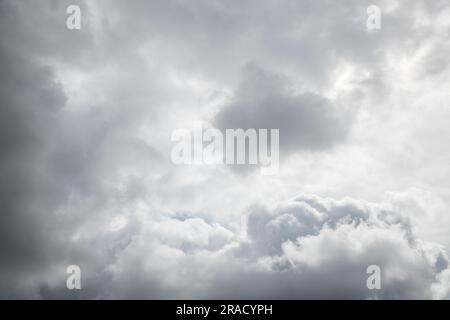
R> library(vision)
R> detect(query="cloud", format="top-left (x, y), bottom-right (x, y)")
top-left (93, 193), bottom-right (450, 299)
top-left (1, 0), bottom-right (450, 300)
top-left (0, 46), bottom-right (70, 297)
top-left (0, 0), bottom-right (166, 298)
top-left (213, 63), bottom-right (353, 156)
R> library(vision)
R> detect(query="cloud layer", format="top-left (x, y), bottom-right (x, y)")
top-left (1, 0), bottom-right (450, 299)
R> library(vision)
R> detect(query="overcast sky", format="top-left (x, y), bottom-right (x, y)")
top-left (1, 0), bottom-right (450, 299)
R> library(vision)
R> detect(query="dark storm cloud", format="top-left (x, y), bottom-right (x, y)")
top-left (0, 43), bottom-right (104, 298)
top-left (0, 44), bottom-right (162, 296)
top-left (214, 63), bottom-right (353, 154)
top-left (0, 45), bottom-right (67, 288)
top-left (0, 0), bottom-right (166, 298)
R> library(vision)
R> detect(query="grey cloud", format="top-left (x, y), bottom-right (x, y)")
top-left (94, 194), bottom-right (450, 299)
top-left (0, 47), bottom-right (68, 291)
top-left (0, 1), bottom-right (167, 298)
top-left (1, 0), bottom-right (450, 300)
top-left (214, 63), bottom-right (353, 155)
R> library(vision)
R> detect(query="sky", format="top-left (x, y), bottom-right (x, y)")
top-left (1, 0), bottom-right (450, 299)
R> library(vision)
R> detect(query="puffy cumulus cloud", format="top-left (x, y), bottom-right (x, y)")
top-left (227, 194), bottom-right (448, 299)
top-left (60, 194), bottom-right (447, 299)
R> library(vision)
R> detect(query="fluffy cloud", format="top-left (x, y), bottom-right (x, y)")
top-left (88, 194), bottom-right (450, 299)
top-left (1, 0), bottom-right (450, 300)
